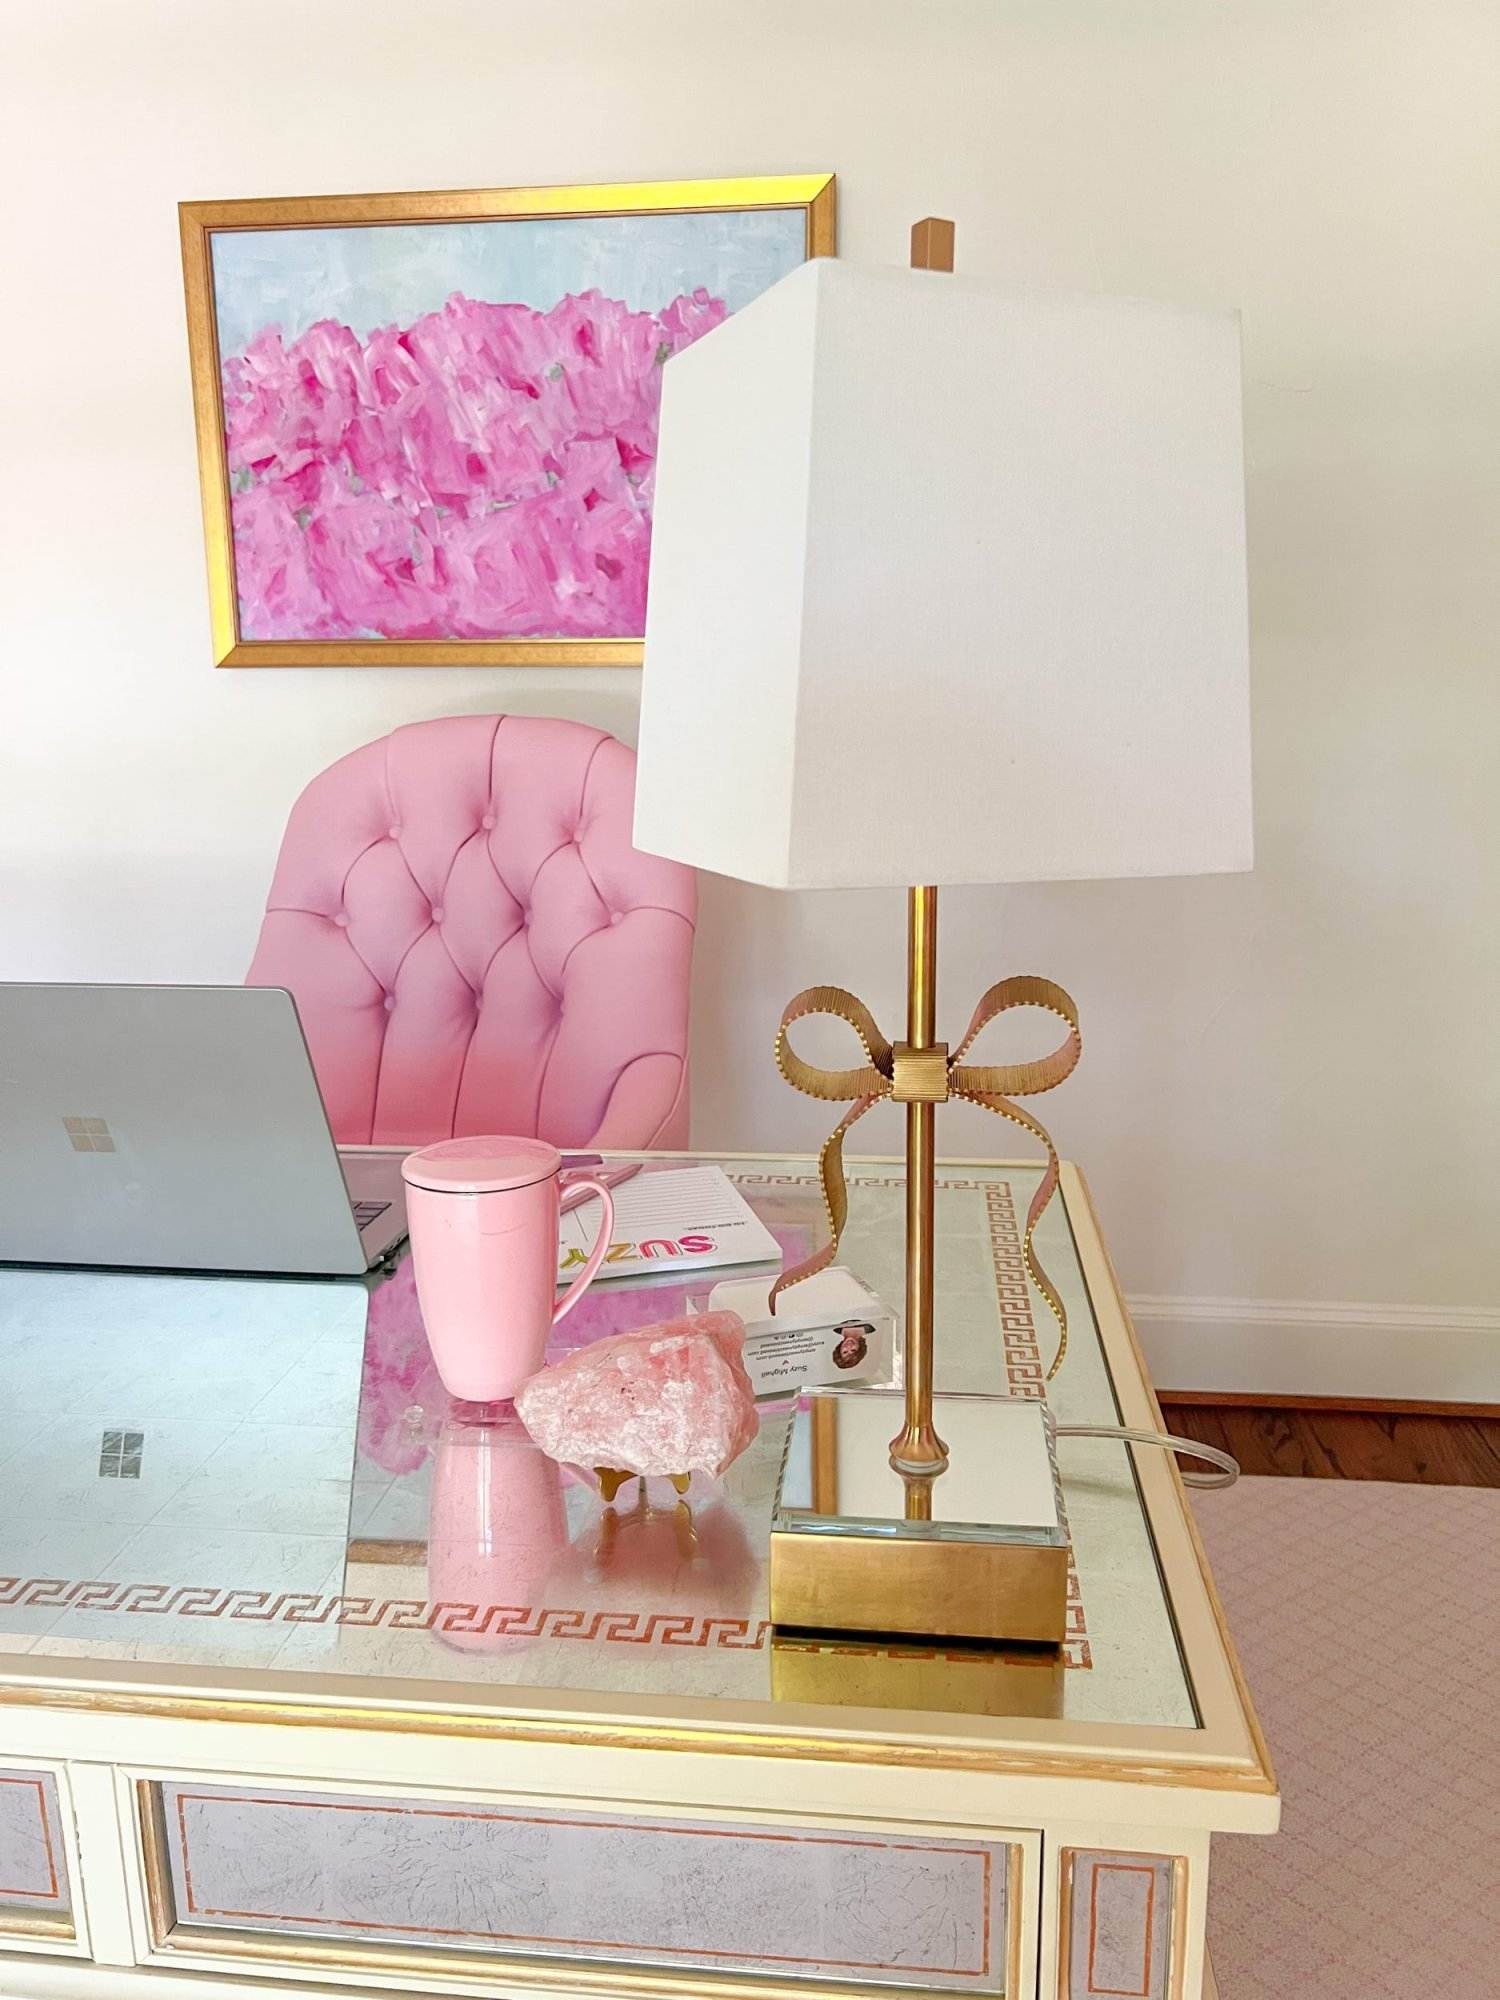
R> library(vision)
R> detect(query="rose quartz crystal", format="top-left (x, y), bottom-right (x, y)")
top-left (515, 1312), bottom-right (758, 1484)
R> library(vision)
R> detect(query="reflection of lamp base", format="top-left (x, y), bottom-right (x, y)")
top-left (769, 1390), bottom-right (1069, 1645)
top-left (770, 1633), bottom-right (1064, 1718)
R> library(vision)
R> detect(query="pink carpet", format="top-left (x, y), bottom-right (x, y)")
top-left (1192, 1477), bottom-right (1500, 1999)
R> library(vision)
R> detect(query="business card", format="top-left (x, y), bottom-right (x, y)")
top-left (703, 1267), bottom-right (898, 1400)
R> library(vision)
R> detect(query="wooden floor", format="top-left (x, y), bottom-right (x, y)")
top-left (1157, 1400), bottom-right (1500, 1486)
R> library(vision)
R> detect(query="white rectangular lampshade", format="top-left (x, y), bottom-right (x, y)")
top-left (634, 257), bottom-right (1252, 890)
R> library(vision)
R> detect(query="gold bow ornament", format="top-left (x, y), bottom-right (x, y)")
top-left (769, 975), bottom-right (1082, 1380)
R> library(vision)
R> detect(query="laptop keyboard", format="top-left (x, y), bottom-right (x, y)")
top-left (351, 1200), bottom-right (392, 1230)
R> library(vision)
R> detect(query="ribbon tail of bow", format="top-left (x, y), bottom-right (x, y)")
top-left (948, 976), bottom-right (1082, 1384)
top-left (768, 1092), bottom-right (880, 1313)
top-left (768, 985), bottom-right (893, 1316)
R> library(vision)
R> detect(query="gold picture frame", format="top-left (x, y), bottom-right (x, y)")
top-left (179, 173), bottom-right (836, 668)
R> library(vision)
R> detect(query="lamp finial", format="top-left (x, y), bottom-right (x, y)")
top-left (910, 217), bottom-right (955, 272)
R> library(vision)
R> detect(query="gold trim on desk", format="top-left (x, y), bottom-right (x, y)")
top-left (6, 1677), bottom-right (1276, 1794)
top-left (1007, 1841), bottom-right (1028, 1997)
top-left (1054, 1849), bottom-right (1075, 2000)
top-left (1060, 1165), bottom-right (1278, 1807)
top-left (136, 1778), bottom-right (175, 1949)
top-left (0, 1910), bottom-right (74, 1943)
top-left (148, 1924), bottom-right (998, 2000)
top-left (1168, 1855), bottom-right (1190, 2000)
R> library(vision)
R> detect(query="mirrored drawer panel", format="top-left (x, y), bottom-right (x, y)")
top-left (1059, 1850), bottom-right (1181, 2000)
top-left (145, 1779), bottom-right (1023, 1993)
top-left (0, 1765), bottom-right (73, 1942)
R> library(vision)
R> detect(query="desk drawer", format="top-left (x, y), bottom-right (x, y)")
top-left (141, 1777), bottom-right (1030, 1995)
top-left (1058, 1850), bottom-right (1181, 2000)
top-left (0, 1762), bottom-right (76, 1949)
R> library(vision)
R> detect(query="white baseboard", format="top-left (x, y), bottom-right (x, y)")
top-left (1128, 1294), bottom-right (1500, 1404)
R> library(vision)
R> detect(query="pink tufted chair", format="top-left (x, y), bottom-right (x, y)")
top-left (247, 715), bottom-right (696, 1149)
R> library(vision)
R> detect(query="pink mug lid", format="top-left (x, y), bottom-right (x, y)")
top-left (401, 1135), bottom-right (562, 1195)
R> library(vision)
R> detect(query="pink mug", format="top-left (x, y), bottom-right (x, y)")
top-left (401, 1137), bottom-right (616, 1401)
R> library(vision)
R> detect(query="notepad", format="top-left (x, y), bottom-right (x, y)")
top-left (556, 1165), bottom-right (782, 1285)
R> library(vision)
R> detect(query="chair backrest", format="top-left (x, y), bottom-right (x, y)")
top-left (247, 715), bottom-right (697, 1149)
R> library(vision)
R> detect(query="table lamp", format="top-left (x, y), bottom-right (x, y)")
top-left (633, 221), bottom-right (1251, 1641)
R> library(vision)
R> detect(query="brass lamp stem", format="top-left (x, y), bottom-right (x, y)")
top-left (889, 220), bottom-right (957, 1482)
top-left (890, 884), bottom-right (949, 1477)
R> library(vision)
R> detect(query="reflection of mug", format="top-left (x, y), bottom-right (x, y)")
top-left (832, 1320), bottom-right (872, 1370)
top-left (402, 1137), bottom-right (615, 1401)
top-left (428, 1413), bottom-right (568, 1653)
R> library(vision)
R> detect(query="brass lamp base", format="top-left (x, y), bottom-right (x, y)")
top-left (769, 1390), bottom-right (1069, 1646)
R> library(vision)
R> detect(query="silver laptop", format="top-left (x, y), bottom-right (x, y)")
top-left (0, 984), bottom-right (407, 1276)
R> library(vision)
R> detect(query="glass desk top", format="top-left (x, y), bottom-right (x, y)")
top-left (0, 1156), bottom-right (1197, 1734)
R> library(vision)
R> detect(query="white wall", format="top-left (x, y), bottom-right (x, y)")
top-left (4, 1), bottom-right (1497, 1388)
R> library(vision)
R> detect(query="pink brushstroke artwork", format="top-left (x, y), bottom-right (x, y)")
top-left (221, 288), bottom-right (728, 641)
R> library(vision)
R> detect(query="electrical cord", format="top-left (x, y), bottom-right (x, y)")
top-left (1050, 1423), bottom-right (1239, 1490)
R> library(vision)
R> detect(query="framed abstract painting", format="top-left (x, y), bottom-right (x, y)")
top-left (179, 173), bottom-right (835, 667)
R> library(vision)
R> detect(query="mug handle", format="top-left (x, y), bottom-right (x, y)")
top-left (551, 1179), bottom-right (616, 1326)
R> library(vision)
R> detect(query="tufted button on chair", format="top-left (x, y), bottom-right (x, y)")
top-left (247, 715), bottom-right (697, 1149)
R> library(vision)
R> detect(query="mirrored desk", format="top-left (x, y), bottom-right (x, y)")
top-left (0, 1155), bottom-right (1272, 2000)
